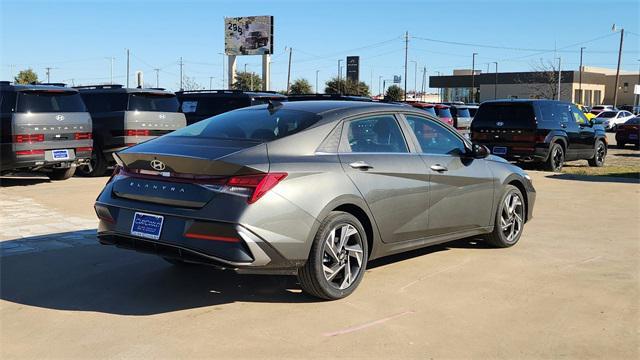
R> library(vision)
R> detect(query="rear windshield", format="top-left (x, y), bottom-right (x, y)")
top-left (453, 108), bottom-right (471, 118)
top-left (417, 107), bottom-right (436, 116)
top-left (16, 91), bottom-right (86, 113)
top-left (128, 93), bottom-right (179, 112)
top-left (597, 111), bottom-right (616, 118)
top-left (179, 97), bottom-right (250, 116)
top-left (167, 108), bottom-right (322, 142)
top-left (473, 103), bottom-right (535, 128)
top-left (435, 108), bottom-right (452, 118)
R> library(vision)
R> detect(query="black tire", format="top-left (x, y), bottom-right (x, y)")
top-left (76, 146), bottom-right (108, 177)
top-left (483, 185), bottom-right (526, 248)
top-left (544, 142), bottom-right (564, 172)
top-left (298, 211), bottom-right (369, 300)
top-left (588, 139), bottom-right (606, 167)
top-left (47, 166), bottom-right (76, 181)
top-left (617, 142), bottom-right (626, 149)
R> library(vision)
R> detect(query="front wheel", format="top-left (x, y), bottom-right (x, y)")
top-left (298, 211), bottom-right (368, 300)
top-left (47, 166), bottom-right (76, 181)
top-left (544, 143), bottom-right (564, 172)
top-left (482, 185), bottom-right (526, 248)
top-left (588, 140), bottom-right (606, 167)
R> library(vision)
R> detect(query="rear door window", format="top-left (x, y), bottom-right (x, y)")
top-left (128, 93), bottom-right (179, 112)
top-left (473, 103), bottom-right (535, 128)
top-left (343, 115), bottom-right (408, 153)
top-left (16, 91), bottom-right (86, 113)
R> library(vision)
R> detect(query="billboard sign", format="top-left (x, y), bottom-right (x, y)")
top-left (393, 75), bottom-right (401, 84)
top-left (224, 16), bottom-right (274, 56)
top-left (346, 56), bottom-right (359, 82)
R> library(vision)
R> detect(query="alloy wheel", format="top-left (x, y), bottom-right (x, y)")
top-left (596, 142), bottom-right (606, 163)
top-left (500, 192), bottom-right (524, 243)
top-left (552, 147), bottom-right (563, 170)
top-left (322, 223), bottom-right (364, 290)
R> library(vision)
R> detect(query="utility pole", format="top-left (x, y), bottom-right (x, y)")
top-left (286, 47), bottom-right (292, 94)
top-left (410, 60), bottom-right (417, 99)
top-left (45, 67), bottom-right (52, 83)
top-left (105, 57), bottom-right (114, 84)
top-left (153, 68), bottom-right (160, 88)
top-left (126, 49), bottom-right (130, 88)
top-left (471, 52), bottom-right (477, 103)
top-left (493, 62), bottom-right (498, 100)
top-left (613, 26), bottom-right (624, 108)
top-left (209, 76), bottom-right (214, 90)
top-left (421, 66), bottom-right (427, 99)
top-left (219, 53), bottom-right (226, 89)
top-left (337, 59), bottom-right (343, 94)
top-left (315, 70), bottom-right (320, 93)
top-left (378, 75), bottom-right (383, 97)
top-left (179, 57), bottom-right (184, 91)
top-left (556, 57), bottom-right (562, 101)
top-left (404, 31), bottom-right (409, 101)
top-left (579, 47), bottom-right (585, 103)
top-left (435, 71), bottom-right (442, 102)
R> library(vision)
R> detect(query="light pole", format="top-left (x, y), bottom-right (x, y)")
top-left (471, 52), bottom-right (478, 103)
top-left (315, 70), bottom-right (320, 93)
top-left (555, 57), bottom-right (562, 100)
top-left (410, 60), bottom-right (417, 99)
top-left (209, 76), bottom-right (214, 90)
top-left (378, 75), bottom-right (383, 97)
top-left (154, 68), bottom-right (160, 88)
top-left (612, 24), bottom-right (624, 108)
top-left (579, 47), bottom-right (585, 103)
top-left (337, 59), bottom-right (343, 94)
top-left (493, 62), bottom-right (498, 100)
top-left (105, 57), bottom-right (114, 84)
top-left (435, 71), bottom-right (442, 102)
top-left (218, 52), bottom-right (226, 89)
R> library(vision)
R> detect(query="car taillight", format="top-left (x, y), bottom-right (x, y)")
top-left (126, 129), bottom-right (150, 136)
top-left (14, 134), bottom-right (44, 143)
top-left (441, 117), bottom-right (453, 126)
top-left (74, 132), bottom-right (92, 140)
top-left (227, 172), bottom-right (288, 204)
top-left (15, 149), bottom-right (45, 156)
top-left (76, 147), bottom-right (93, 152)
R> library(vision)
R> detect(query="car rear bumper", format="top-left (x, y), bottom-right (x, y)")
top-left (478, 143), bottom-right (548, 162)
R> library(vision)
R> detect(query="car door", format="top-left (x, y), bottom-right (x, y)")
top-left (569, 104), bottom-right (596, 158)
top-left (401, 114), bottom-right (495, 237)
top-left (338, 113), bottom-right (430, 243)
top-left (555, 103), bottom-right (581, 160)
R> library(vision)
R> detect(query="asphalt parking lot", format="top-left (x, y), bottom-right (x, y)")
top-left (1, 154), bottom-right (639, 358)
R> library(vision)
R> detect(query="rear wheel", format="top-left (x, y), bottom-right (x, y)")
top-left (588, 140), bottom-right (606, 167)
top-left (47, 166), bottom-right (76, 181)
top-left (76, 146), bottom-right (108, 177)
top-left (298, 211), bottom-right (368, 300)
top-left (544, 142), bottom-right (564, 172)
top-left (483, 185), bottom-right (525, 248)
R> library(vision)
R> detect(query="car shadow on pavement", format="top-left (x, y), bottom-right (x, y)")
top-left (0, 177), bottom-right (51, 187)
top-left (545, 173), bottom-right (640, 184)
top-left (0, 231), bottom-right (319, 316)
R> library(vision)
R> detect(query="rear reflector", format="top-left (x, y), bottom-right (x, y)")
top-left (74, 132), bottom-right (92, 140)
top-left (126, 129), bottom-right (150, 136)
top-left (14, 134), bottom-right (44, 143)
top-left (76, 147), bottom-right (93, 152)
top-left (184, 233), bottom-right (239, 243)
top-left (16, 149), bottom-right (45, 156)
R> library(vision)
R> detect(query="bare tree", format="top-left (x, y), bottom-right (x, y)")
top-left (520, 59), bottom-right (570, 100)
top-left (181, 76), bottom-right (202, 91)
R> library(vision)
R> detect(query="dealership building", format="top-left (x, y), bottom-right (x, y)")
top-left (430, 66), bottom-right (639, 106)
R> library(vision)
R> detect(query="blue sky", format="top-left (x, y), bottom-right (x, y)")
top-left (1, 0), bottom-right (639, 94)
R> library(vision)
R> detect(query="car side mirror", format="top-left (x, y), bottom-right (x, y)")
top-left (468, 143), bottom-right (490, 159)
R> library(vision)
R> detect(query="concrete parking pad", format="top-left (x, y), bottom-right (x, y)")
top-left (1, 172), bottom-right (638, 359)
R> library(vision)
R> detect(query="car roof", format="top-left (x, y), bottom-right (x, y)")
top-left (0, 82), bottom-right (79, 93)
top-left (74, 85), bottom-right (175, 95)
top-left (175, 89), bottom-right (285, 98)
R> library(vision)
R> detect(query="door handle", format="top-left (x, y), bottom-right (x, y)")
top-left (430, 164), bottom-right (448, 172)
top-left (349, 161), bottom-right (373, 170)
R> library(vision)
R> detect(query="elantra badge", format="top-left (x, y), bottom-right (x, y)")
top-left (496, 121), bottom-right (504, 127)
top-left (55, 114), bottom-right (65, 121)
top-left (150, 159), bottom-right (166, 171)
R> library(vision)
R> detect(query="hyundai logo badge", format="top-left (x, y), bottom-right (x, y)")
top-left (55, 114), bottom-right (65, 121)
top-left (496, 121), bottom-right (504, 127)
top-left (159, 114), bottom-right (166, 119)
top-left (150, 159), bottom-right (166, 171)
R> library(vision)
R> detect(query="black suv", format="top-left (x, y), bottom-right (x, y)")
top-left (0, 82), bottom-right (93, 180)
top-left (76, 85), bottom-right (186, 176)
top-left (471, 100), bottom-right (607, 171)
top-left (176, 90), bottom-right (286, 125)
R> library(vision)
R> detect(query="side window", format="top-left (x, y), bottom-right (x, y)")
top-left (343, 115), bottom-right (408, 153)
top-left (569, 105), bottom-right (588, 125)
top-left (554, 103), bottom-right (571, 123)
top-left (0, 91), bottom-right (17, 113)
top-left (404, 115), bottom-right (466, 155)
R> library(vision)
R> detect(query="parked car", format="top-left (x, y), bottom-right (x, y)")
top-left (590, 105), bottom-right (616, 115)
top-left (94, 101), bottom-right (535, 300)
top-left (595, 110), bottom-right (635, 131)
top-left (448, 105), bottom-right (473, 137)
top-left (0, 81), bottom-right (92, 180)
top-left (576, 104), bottom-right (596, 121)
top-left (409, 102), bottom-right (437, 117)
top-left (177, 90), bottom-right (286, 125)
top-left (76, 85), bottom-right (186, 176)
top-left (471, 100), bottom-right (607, 172)
top-left (615, 117), bottom-right (640, 148)
top-left (434, 104), bottom-right (454, 127)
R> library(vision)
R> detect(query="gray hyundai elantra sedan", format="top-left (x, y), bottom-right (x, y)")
top-left (95, 100), bottom-right (535, 299)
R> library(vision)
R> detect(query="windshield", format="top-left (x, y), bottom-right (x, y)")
top-left (16, 91), bottom-right (86, 113)
top-left (597, 111), bottom-right (616, 118)
top-left (454, 108), bottom-right (471, 118)
top-left (435, 108), bottom-right (452, 118)
top-left (167, 108), bottom-right (322, 142)
top-left (128, 93), bottom-right (179, 112)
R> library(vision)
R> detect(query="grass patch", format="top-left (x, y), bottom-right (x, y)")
top-left (561, 165), bottom-right (640, 179)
